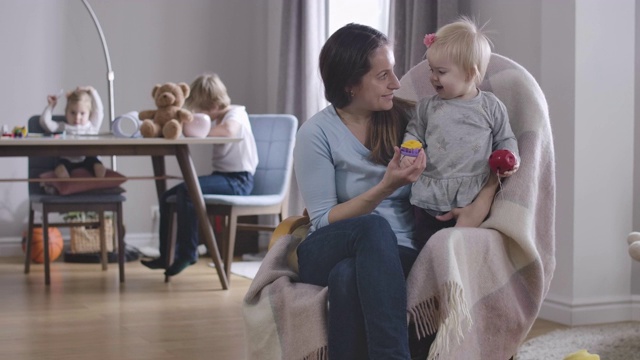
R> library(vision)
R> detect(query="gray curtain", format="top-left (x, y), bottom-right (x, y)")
top-left (277, 0), bottom-right (327, 217)
top-left (389, 0), bottom-right (463, 79)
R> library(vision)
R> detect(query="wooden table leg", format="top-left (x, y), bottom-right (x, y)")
top-left (175, 145), bottom-right (229, 290)
top-left (151, 156), bottom-right (167, 200)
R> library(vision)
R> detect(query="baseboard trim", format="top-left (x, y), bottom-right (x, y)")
top-left (632, 295), bottom-right (640, 321)
top-left (539, 293), bottom-right (635, 325)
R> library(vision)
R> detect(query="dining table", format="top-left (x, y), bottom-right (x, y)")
top-left (0, 133), bottom-right (239, 289)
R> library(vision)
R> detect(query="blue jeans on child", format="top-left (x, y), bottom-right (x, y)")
top-left (297, 214), bottom-right (419, 360)
top-left (158, 171), bottom-right (253, 264)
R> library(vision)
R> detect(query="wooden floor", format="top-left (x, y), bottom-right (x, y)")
top-left (0, 256), bottom-right (565, 360)
top-left (0, 256), bottom-right (251, 360)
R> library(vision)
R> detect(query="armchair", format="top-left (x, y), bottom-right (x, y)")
top-left (245, 54), bottom-right (555, 360)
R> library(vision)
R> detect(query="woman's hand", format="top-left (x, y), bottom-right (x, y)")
top-left (381, 147), bottom-right (426, 192)
top-left (328, 147), bottom-right (426, 223)
top-left (435, 172), bottom-right (499, 227)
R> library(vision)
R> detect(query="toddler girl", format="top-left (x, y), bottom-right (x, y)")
top-left (40, 86), bottom-right (106, 178)
top-left (402, 16), bottom-right (519, 241)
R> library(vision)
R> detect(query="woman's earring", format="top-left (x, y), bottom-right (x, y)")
top-left (349, 90), bottom-right (354, 98)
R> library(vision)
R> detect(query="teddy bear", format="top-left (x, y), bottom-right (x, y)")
top-left (627, 232), bottom-right (640, 261)
top-left (139, 82), bottom-right (193, 140)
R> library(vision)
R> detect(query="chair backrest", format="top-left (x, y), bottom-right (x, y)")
top-left (248, 114), bottom-right (298, 197)
top-left (27, 115), bottom-right (66, 195)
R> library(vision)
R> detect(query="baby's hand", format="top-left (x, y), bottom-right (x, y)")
top-left (500, 160), bottom-right (519, 177)
top-left (488, 149), bottom-right (518, 177)
top-left (46, 95), bottom-right (58, 107)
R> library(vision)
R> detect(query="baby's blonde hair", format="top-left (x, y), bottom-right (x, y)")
top-left (184, 73), bottom-right (231, 111)
top-left (428, 16), bottom-right (492, 86)
top-left (65, 89), bottom-right (92, 112)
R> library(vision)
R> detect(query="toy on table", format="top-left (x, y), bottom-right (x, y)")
top-left (488, 149), bottom-right (517, 176)
top-left (183, 113), bottom-right (212, 138)
top-left (1, 125), bottom-right (13, 138)
top-left (400, 139), bottom-right (422, 157)
top-left (0, 125), bottom-right (27, 138)
top-left (13, 126), bottom-right (27, 138)
top-left (139, 82), bottom-right (193, 140)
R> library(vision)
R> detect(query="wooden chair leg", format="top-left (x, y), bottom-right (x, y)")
top-left (99, 211), bottom-right (108, 271)
top-left (42, 207), bottom-right (51, 286)
top-left (224, 213), bottom-right (238, 281)
top-left (24, 208), bottom-right (35, 274)
top-left (164, 204), bottom-right (176, 283)
top-left (117, 205), bottom-right (125, 283)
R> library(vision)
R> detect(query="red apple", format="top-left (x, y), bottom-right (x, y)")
top-left (488, 149), bottom-right (516, 175)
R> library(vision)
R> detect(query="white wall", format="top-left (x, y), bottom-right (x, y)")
top-left (540, 0), bottom-right (577, 319)
top-left (0, 0), bottom-right (282, 253)
top-left (572, 0), bottom-right (635, 323)
top-left (469, 0), bottom-right (637, 325)
top-left (634, 0), bottom-right (640, 296)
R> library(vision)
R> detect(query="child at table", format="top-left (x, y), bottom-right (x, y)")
top-left (40, 86), bottom-right (106, 178)
top-left (401, 17), bottom-right (519, 241)
top-left (141, 73), bottom-right (259, 277)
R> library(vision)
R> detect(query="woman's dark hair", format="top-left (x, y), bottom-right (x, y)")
top-left (320, 23), bottom-right (385, 108)
top-left (319, 23), bottom-right (414, 165)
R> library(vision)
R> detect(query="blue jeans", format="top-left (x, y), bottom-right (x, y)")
top-left (157, 171), bottom-right (253, 262)
top-left (297, 214), bottom-right (419, 360)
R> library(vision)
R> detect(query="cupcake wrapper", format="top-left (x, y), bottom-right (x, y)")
top-left (401, 147), bottom-right (420, 157)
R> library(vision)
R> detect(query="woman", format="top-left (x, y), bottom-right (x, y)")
top-left (294, 23), bottom-right (498, 359)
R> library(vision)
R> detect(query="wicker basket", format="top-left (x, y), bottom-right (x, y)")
top-left (70, 217), bottom-right (115, 254)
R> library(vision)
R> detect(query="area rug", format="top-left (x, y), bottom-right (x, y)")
top-left (516, 322), bottom-right (640, 360)
top-left (230, 261), bottom-right (262, 279)
top-left (208, 260), bottom-right (262, 279)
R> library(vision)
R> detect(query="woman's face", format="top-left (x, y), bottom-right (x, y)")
top-left (349, 45), bottom-right (400, 113)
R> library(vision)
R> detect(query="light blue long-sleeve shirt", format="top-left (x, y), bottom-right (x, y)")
top-left (294, 105), bottom-right (417, 249)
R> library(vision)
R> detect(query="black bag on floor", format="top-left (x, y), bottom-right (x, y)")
top-left (63, 245), bottom-right (142, 263)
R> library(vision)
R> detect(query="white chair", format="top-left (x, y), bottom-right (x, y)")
top-left (166, 114), bottom-right (297, 282)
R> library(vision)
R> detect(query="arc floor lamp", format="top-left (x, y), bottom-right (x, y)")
top-left (81, 0), bottom-right (117, 170)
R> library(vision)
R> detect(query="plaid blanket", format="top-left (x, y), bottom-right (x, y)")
top-left (243, 54), bottom-right (555, 360)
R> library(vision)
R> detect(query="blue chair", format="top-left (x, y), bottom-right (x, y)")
top-left (166, 114), bottom-right (297, 282)
top-left (25, 115), bottom-right (126, 285)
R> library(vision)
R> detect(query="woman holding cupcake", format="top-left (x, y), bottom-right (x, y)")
top-left (293, 23), bottom-right (499, 359)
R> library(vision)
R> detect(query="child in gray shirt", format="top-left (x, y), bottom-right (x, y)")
top-left (402, 17), bottom-right (519, 241)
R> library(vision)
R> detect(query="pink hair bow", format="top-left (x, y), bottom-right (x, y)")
top-left (423, 33), bottom-right (436, 48)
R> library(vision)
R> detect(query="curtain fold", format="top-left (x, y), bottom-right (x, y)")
top-left (277, 0), bottom-right (327, 217)
top-left (389, 0), bottom-right (462, 79)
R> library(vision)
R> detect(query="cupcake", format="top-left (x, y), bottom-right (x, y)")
top-left (400, 139), bottom-right (422, 157)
